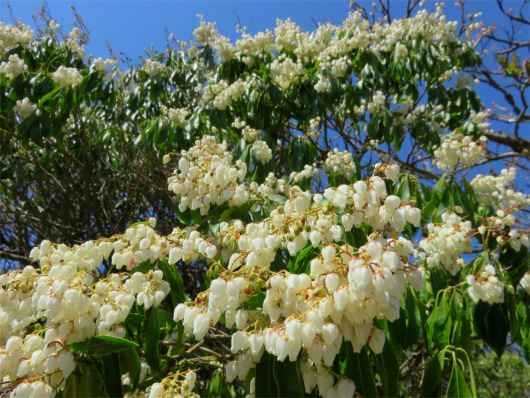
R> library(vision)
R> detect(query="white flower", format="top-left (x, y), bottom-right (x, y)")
top-left (14, 98), bottom-right (37, 119)
top-left (52, 66), bottom-right (83, 87)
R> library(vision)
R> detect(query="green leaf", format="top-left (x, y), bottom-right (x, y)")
top-left (340, 344), bottom-right (378, 398)
top-left (101, 353), bottom-right (123, 398)
top-left (175, 204), bottom-right (192, 226)
top-left (38, 87), bottom-right (61, 107)
top-left (255, 351), bottom-right (279, 398)
top-left (144, 308), bottom-right (161, 372)
top-left (118, 347), bottom-right (141, 392)
top-left (372, 339), bottom-right (399, 397)
top-left (432, 172), bottom-right (448, 200)
top-left (420, 350), bottom-right (445, 397)
top-left (273, 358), bottom-right (305, 397)
top-left (66, 363), bottom-right (109, 397)
top-left (86, 335), bottom-right (138, 356)
top-left (447, 360), bottom-right (473, 398)
top-left (268, 194), bottom-right (288, 205)
top-left (245, 292), bottom-right (266, 310)
top-left (396, 174), bottom-right (411, 203)
top-left (232, 200), bottom-right (260, 221)
top-left (473, 301), bottom-right (510, 357)
top-left (159, 260), bottom-right (187, 305)
top-left (209, 369), bottom-right (223, 396)
top-left (130, 260), bottom-right (151, 274)
top-left (292, 244), bottom-right (314, 274)
top-left (405, 285), bottom-right (420, 347)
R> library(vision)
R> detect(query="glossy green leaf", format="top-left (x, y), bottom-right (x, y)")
top-left (340, 344), bottom-right (378, 398)
top-left (66, 363), bottom-right (109, 397)
top-left (101, 353), bottom-right (123, 398)
top-left (372, 338), bottom-right (399, 397)
top-left (159, 260), bottom-right (187, 305)
top-left (473, 301), bottom-right (509, 357)
top-left (447, 360), bottom-right (473, 398)
top-left (273, 358), bottom-right (305, 397)
top-left (86, 335), bottom-right (138, 356)
top-left (245, 292), bottom-right (266, 310)
top-left (144, 308), bottom-right (161, 372)
top-left (118, 347), bottom-right (141, 392)
top-left (255, 351), bottom-right (279, 398)
top-left (420, 350), bottom-right (445, 397)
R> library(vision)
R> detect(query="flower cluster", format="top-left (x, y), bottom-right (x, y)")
top-left (165, 157), bottom-right (423, 397)
top-left (146, 371), bottom-right (198, 398)
top-left (433, 134), bottom-right (487, 171)
top-left (14, 97), bottom-right (37, 119)
top-left (52, 66), bottom-right (83, 87)
top-left (314, 76), bottom-right (330, 93)
top-left (0, 333), bottom-right (76, 394)
top-left (202, 79), bottom-right (250, 110)
top-left (161, 105), bottom-right (189, 125)
top-left (306, 117), bottom-right (321, 139)
top-left (0, 21), bottom-right (34, 55)
top-left (250, 173), bottom-right (291, 198)
top-left (91, 57), bottom-right (117, 71)
top-left (0, 54), bottom-right (28, 79)
top-left (466, 263), bottom-right (504, 304)
top-left (143, 59), bottom-right (165, 76)
top-left (167, 136), bottom-right (248, 214)
top-left (290, 164), bottom-right (318, 183)
top-left (193, 15), bottom-right (235, 61)
top-left (322, 149), bottom-right (356, 178)
top-left (471, 167), bottom-right (530, 211)
top-left (270, 55), bottom-right (305, 90)
top-left (417, 212), bottom-right (472, 275)
top-left (252, 140), bottom-right (273, 163)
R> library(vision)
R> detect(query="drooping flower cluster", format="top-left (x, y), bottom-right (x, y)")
top-left (270, 55), bottom-right (305, 90)
top-left (252, 140), bottom-right (273, 163)
top-left (0, 21), bottom-right (34, 55)
top-left (144, 371), bottom-right (198, 398)
top-left (433, 134), bottom-right (487, 171)
top-left (322, 148), bottom-right (356, 178)
top-left (193, 14), bottom-right (236, 61)
top-left (14, 97), bottom-right (37, 119)
top-left (0, 53), bottom-right (28, 79)
top-left (161, 105), bottom-right (189, 125)
top-left (52, 66), bottom-right (83, 87)
top-left (91, 57), bottom-right (117, 71)
top-left (417, 212), bottom-right (472, 275)
top-left (471, 167), bottom-right (530, 211)
top-left (290, 164), bottom-right (318, 183)
top-left (143, 59), bottom-right (166, 76)
top-left (167, 136), bottom-right (248, 214)
top-left (466, 263), bottom-right (504, 304)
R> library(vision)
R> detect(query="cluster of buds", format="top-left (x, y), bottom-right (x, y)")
top-left (322, 149), bottom-right (356, 179)
top-left (147, 371), bottom-right (198, 398)
top-left (466, 263), bottom-right (504, 304)
top-left (471, 167), bottom-right (530, 212)
top-left (52, 66), bottom-right (83, 87)
top-left (417, 212), bottom-right (472, 275)
top-left (167, 136), bottom-right (248, 215)
top-left (0, 333), bottom-right (75, 395)
top-left (433, 134), bottom-right (487, 171)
